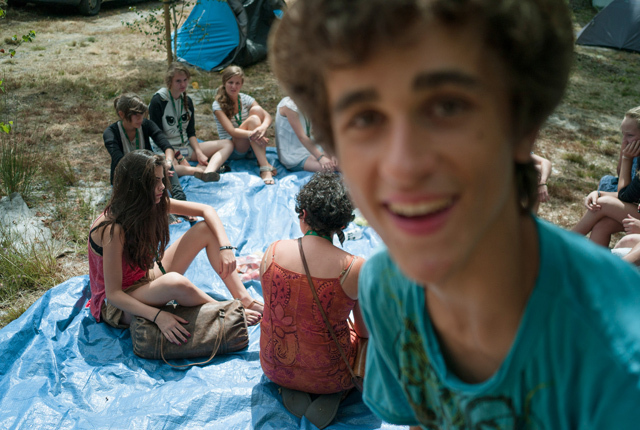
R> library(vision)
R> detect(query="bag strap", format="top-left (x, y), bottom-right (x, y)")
top-left (160, 309), bottom-right (226, 369)
top-left (298, 238), bottom-right (357, 381)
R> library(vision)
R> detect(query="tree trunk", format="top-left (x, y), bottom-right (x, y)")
top-left (163, 1), bottom-right (173, 66)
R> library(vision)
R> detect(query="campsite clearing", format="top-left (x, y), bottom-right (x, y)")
top-left (0, 3), bottom-right (639, 327)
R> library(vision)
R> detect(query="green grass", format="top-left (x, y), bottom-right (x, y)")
top-left (0, 132), bottom-right (39, 199)
top-left (563, 152), bottom-right (587, 166)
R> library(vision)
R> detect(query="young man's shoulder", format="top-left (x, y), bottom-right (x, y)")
top-left (536, 218), bottom-right (640, 351)
top-left (359, 247), bottom-right (417, 306)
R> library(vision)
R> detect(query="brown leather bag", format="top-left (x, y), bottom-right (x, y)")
top-left (129, 299), bottom-right (249, 368)
top-left (298, 238), bottom-right (368, 392)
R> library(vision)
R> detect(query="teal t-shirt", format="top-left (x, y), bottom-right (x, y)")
top-left (359, 218), bottom-right (640, 429)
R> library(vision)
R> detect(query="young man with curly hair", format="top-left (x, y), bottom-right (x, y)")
top-left (270, 0), bottom-right (640, 428)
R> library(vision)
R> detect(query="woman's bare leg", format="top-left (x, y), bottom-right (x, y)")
top-left (572, 196), bottom-right (637, 235)
top-left (193, 139), bottom-right (234, 173)
top-left (152, 221), bottom-right (262, 322)
top-left (589, 217), bottom-right (623, 247)
top-left (236, 113), bottom-right (276, 184)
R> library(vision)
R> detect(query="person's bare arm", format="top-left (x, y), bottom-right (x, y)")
top-left (168, 198), bottom-right (236, 279)
top-left (618, 140), bottom-right (640, 191)
top-left (532, 153), bottom-right (551, 202)
top-left (213, 110), bottom-right (254, 140)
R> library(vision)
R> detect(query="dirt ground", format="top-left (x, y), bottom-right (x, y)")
top-left (0, 4), bottom-right (636, 295)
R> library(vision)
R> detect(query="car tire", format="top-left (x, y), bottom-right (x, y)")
top-left (77, 0), bottom-right (100, 16)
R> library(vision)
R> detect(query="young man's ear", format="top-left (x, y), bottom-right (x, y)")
top-left (514, 129), bottom-right (539, 164)
top-left (117, 111), bottom-right (126, 121)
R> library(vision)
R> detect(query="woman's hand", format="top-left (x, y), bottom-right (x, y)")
top-left (622, 140), bottom-right (640, 159)
top-left (623, 215), bottom-right (640, 234)
top-left (250, 127), bottom-right (269, 146)
top-left (538, 184), bottom-right (549, 203)
top-left (584, 191), bottom-right (601, 211)
top-left (218, 248), bottom-right (237, 279)
top-left (155, 310), bottom-right (190, 345)
top-left (196, 151), bottom-right (209, 166)
top-left (319, 155), bottom-right (335, 171)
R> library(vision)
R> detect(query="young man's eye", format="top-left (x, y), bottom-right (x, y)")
top-left (430, 98), bottom-right (470, 118)
top-left (348, 110), bottom-right (382, 129)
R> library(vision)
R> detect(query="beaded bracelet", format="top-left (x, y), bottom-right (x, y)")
top-left (317, 154), bottom-right (325, 161)
top-left (220, 245), bottom-right (237, 251)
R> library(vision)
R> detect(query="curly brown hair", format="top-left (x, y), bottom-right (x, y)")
top-left (96, 150), bottom-right (171, 271)
top-left (295, 172), bottom-right (354, 245)
top-left (270, 0), bottom-right (574, 213)
top-left (215, 65), bottom-right (245, 119)
top-left (165, 62), bottom-right (192, 123)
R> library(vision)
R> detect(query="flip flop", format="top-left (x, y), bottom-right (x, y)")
top-left (218, 164), bottom-right (232, 174)
top-left (304, 391), bottom-right (345, 429)
top-left (194, 171), bottom-right (220, 182)
top-left (280, 387), bottom-right (312, 419)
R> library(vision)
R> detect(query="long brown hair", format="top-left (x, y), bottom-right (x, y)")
top-left (165, 62), bottom-right (192, 123)
top-left (96, 150), bottom-right (171, 271)
top-left (215, 65), bottom-right (244, 119)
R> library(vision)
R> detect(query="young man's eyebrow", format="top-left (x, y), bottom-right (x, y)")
top-left (332, 89), bottom-right (378, 115)
top-left (413, 70), bottom-right (479, 90)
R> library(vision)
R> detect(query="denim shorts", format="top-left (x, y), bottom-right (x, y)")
top-left (286, 157), bottom-right (307, 172)
top-left (228, 147), bottom-right (255, 160)
top-left (100, 274), bottom-right (152, 328)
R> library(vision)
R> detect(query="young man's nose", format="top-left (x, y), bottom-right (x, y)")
top-left (383, 119), bottom-right (436, 184)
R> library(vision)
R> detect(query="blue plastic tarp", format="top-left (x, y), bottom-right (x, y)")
top-left (0, 149), bottom-right (407, 430)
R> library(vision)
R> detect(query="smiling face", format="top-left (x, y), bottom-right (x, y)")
top-left (326, 23), bottom-right (532, 285)
top-left (224, 74), bottom-right (243, 97)
top-left (153, 165), bottom-right (165, 204)
top-left (621, 116), bottom-right (640, 147)
top-left (170, 71), bottom-right (189, 99)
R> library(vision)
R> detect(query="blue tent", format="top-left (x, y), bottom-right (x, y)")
top-left (176, 0), bottom-right (285, 71)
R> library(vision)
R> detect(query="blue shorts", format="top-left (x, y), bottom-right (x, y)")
top-left (228, 147), bottom-right (255, 160)
top-left (286, 157), bottom-right (307, 172)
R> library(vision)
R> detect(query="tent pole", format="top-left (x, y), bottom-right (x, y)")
top-left (163, 0), bottom-right (173, 66)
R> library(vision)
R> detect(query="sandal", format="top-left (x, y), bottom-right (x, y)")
top-left (218, 164), bottom-right (232, 174)
top-left (304, 391), bottom-right (345, 429)
top-left (246, 299), bottom-right (264, 315)
top-left (194, 171), bottom-right (220, 182)
top-left (259, 165), bottom-right (276, 185)
top-left (280, 387), bottom-right (312, 419)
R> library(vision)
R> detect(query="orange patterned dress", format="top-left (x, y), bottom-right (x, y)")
top-left (260, 241), bottom-right (358, 394)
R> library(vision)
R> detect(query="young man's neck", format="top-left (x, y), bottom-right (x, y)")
top-left (425, 206), bottom-right (539, 383)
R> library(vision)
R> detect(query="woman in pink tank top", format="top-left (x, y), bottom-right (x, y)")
top-left (88, 150), bottom-right (263, 346)
top-left (259, 172), bottom-right (368, 427)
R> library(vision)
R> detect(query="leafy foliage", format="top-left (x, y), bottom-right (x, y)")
top-left (121, 1), bottom-right (195, 61)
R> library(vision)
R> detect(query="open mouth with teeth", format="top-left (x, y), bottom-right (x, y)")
top-left (388, 197), bottom-right (455, 218)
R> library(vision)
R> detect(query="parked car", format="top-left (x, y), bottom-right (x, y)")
top-left (8, 0), bottom-right (101, 16)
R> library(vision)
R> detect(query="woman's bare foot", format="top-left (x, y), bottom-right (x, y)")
top-left (245, 309), bottom-right (262, 326)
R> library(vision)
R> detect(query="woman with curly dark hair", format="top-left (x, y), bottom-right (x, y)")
top-left (88, 150), bottom-right (263, 345)
top-left (259, 172), bottom-right (368, 427)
